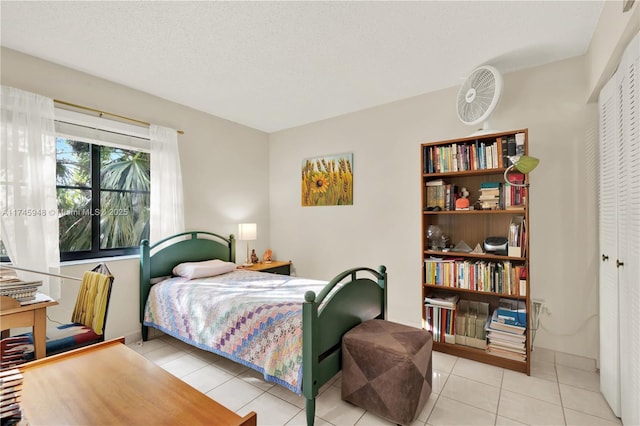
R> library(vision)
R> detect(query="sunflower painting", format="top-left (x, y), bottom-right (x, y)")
top-left (301, 153), bottom-right (353, 206)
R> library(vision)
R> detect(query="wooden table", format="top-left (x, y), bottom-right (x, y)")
top-left (18, 338), bottom-right (257, 425)
top-left (0, 296), bottom-right (58, 359)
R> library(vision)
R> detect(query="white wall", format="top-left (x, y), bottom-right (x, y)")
top-left (269, 56), bottom-right (600, 360)
top-left (1, 47), bottom-right (271, 342)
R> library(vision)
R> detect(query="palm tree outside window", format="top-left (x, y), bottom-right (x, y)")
top-left (56, 138), bottom-right (150, 261)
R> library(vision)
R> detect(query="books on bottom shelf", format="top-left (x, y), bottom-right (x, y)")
top-left (424, 293), bottom-right (459, 344)
top-left (486, 310), bottom-right (527, 362)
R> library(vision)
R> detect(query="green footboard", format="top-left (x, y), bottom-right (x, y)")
top-left (302, 266), bottom-right (387, 426)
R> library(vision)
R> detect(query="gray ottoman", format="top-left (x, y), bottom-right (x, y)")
top-left (341, 319), bottom-right (433, 425)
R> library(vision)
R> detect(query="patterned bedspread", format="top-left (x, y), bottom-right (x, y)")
top-left (143, 269), bottom-right (328, 394)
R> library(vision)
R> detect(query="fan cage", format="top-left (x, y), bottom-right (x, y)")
top-left (456, 66), bottom-right (503, 126)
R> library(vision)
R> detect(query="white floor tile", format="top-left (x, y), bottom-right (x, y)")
top-left (181, 364), bottom-right (235, 394)
top-left (354, 411), bottom-right (397, 425)
top-left (556, 351), bottom-right (597, 372)
top-left (451, 357), bottom-right (504, 388)
top-left (416, 392), bottom-right (438, 423)
top-left (285, 410), bottom-right (333, 426)
top-left (160, 352), bottom-right (210, 378)
top-left (212, 355), bottom-right (251, 376)
top-left (530, 346), bottom-right (555, 364)
top-left (495, 415), bottom-right (527, 425)
top-left (428, 395), bottom-right (496, 426)
top-left (206, 377), bottom-right (264, 412)
top-left (432, 351), bottom-right (458, 373)
top-left (239, 368), bottom-right (277, 392)
top-left (502, 369), bottom-right (562, 405)
top-left (498, 389), bottom-right (565, 425)
top-left (127, 337), bottom-right (167, 355)
top-left (530, 359), bottom-right (558, 382)
top-left (564, 407), bottom-right (622, 425)
top-left (314, 384), bottom-right (365, 425)
top-left (431, 369), bottom-right (449, 394)
top-left (140, 342), bottom-right (187, 365)
top-left (268, 385), bottom-right (307, 409)
top-left (440, 374), bottom-right (501, 412)
top-left (559, 383), bottom-right (620, 422)
top-left (239, 392), bottom-right (301, 426)
top-left (556, 364), bottom-right (600, 392)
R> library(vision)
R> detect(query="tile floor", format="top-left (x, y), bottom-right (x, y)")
top-left (127, 335), bottom-right (621, 426)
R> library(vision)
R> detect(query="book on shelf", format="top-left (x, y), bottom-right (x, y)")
top-left (425, 258), bottom-right (526, 296)
top-left (515, 133), bottom-right (526, 156)
top-left (487, 345), bottom-right (526, 362)
top-left (487, 328), bottom-right (526, 344)
top-left (508, 216), bottom-right (526, 257)
top-left (425, 303), bottom-right (456, 344)
top-left (488, 310), bottom-right (526, 335)
top-left (496, 298), bottom-right (527, 326)
top-left (424, 292), bottom-right (459, 309)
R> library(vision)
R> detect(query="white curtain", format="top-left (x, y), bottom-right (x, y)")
top-left (0, 86), bottom-right (61, 299)
top-left (150, 124), bottom-right (185, 243)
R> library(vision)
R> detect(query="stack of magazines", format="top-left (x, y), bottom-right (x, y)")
top-left (0, 368), bottom-right (23, 422)
top-left (0, 273), bottom-right (42, 303)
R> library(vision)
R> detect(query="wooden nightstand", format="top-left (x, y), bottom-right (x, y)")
top-left (242, 260), bottom-right (291, 275)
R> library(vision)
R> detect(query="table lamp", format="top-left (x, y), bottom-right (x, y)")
top-left (504, 155), bottom-right (540, 187)
top-left (238, 223), bottom-right (257, 267)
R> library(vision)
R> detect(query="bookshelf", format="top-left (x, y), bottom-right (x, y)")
top-left (421, 129), bottom-right (531, 375)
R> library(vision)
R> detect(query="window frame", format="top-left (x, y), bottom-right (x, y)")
top-left (58, 141), bottom-right (150, 261)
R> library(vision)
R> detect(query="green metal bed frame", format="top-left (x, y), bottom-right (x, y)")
top-left (139, 231), bottom-right (387, 425)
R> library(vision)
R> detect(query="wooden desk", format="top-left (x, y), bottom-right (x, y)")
top-left (0, 296), bottom-right (58, 360)
top-left (19, 338), bottom-right (257, 425)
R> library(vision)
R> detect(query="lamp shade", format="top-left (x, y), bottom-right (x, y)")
top-left (513, 155), bottom-right (540, 174)
top-left (238, 223), bottom-right (257, 241)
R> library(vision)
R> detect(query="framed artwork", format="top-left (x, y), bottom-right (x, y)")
top-left (301, 153), bottom-right (353, 206)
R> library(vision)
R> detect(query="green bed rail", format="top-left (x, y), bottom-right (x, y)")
top-left (301, 265), bottom-right (387, 425)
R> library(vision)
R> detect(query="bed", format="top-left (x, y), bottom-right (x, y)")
top-left (139, 231), bottom-right (387, 425)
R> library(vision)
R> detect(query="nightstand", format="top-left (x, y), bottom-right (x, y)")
top-left (242, 260), bottom-right (291, 275)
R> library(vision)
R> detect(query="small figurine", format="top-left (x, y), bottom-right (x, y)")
top-left (250, 249), bottom-right (259, 264)
top-left (455, 187), bottom-right (470, 210)
top-left (263, 248), bottom-right (273, 263)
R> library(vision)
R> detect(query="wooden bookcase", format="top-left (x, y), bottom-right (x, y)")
top-left (421, 129), bottom-right (531, 375)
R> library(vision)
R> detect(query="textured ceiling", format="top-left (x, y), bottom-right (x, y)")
top-left (1, 1), bottom-right (604, 132)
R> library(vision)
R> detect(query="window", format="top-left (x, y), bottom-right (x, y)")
top-left (57, 138), bottom-right (150, 260)
top-left (0, 108), bottom-right (151, 262)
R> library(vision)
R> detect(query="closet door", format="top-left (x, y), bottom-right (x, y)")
top-left (598, 74), bottom-right (620, 417)
top-left (617, 32), bottom-right (639, 426)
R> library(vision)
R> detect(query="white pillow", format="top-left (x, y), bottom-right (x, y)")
top-left (172, 259), bottom-right (237, 279)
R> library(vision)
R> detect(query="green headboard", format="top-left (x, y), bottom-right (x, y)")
top-left (139, 231), bottom-right (236, 328)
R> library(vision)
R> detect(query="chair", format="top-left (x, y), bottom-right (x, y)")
top-left (19, 263), bottom-right (114, 358)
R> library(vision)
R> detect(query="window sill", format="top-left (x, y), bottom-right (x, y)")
top-left (61, 254), bottom-right (139, 266)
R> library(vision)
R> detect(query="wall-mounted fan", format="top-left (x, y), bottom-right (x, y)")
top-left (456, 65), bottom-right (503, 134)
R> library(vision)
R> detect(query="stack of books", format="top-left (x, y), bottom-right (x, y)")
top-left (424, 293), bottom-right (459, 344)
top-left (0, 279), bottom-right (42, 302)
top-left (478, 182), bottom-right (501, 210)
top-left (486, 299), bottom-right (527, 361)
top-left (0, 368), bottom-right (23, 422)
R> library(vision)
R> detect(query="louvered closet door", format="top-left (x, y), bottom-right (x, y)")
top-left (618, 32), bottom-right (640, 426)
top-left (598, 73), bottom-right (620, 417)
